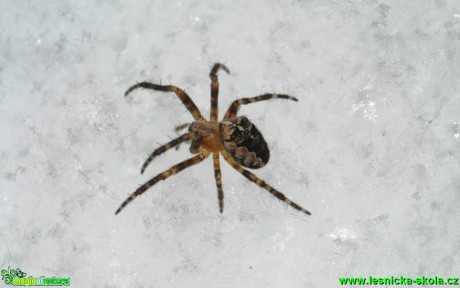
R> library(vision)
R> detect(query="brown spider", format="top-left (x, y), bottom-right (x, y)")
top-left (115, 63), bottom-right (311, 216)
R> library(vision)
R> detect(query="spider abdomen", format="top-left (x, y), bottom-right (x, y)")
top-left (219, 116), bottom-right (269, 169)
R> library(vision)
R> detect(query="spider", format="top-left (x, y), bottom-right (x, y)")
top-left (115, 63), bottom-right (311, 216)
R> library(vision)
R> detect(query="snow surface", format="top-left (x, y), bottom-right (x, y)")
top-left (1, 0), bottom-right (460, 287)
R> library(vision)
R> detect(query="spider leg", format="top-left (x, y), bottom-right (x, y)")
top-left (140, 132), bottom-right (196, 175)
top-left (173, 124), bottom-right (192, 151)
top-left (213, 153), bottom-right (224, 213)
top-left (189, 134), bottom-right (203, 154)
top-left (125, 82), bottom-right (204, 121)
top-left (224, 93), bottom-right (298, 119)
top-left (116, 153), bottom-right (208, 215)
top-left (175, 123), bottom-right (191, 132)
top-left (222, 152), bottom-right (311, 215)
top-left (209, 63), bottom-right (230, 122)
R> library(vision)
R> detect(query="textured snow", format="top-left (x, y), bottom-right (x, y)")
top-left (1, 0), bottom-right (460, 287)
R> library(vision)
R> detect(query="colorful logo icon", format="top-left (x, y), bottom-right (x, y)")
top-left (1, 266), bottom-right (70, 286)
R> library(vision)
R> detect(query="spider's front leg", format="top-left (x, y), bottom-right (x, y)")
top-left (224, 93), bottom-right (298, 119)
top-left (222, 152), bottom-right (311, 215)
top-left (125, 82), bottom-right (204, 121)
top-left (116, 153), bottom-right (208, 215)
top-left (140, 132), bottom-right (197, 174)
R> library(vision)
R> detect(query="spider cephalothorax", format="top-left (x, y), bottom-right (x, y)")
top-left (116, 63), bottom-right (311, 216)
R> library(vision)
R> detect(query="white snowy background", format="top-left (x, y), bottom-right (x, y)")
top-left (1, 0), bottom-right (460, 287)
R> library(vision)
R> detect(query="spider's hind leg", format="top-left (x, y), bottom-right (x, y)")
top-left (209, 63), bottom-right (230, 122)
top-left (213, 153), bottom-right (224, 213)
top-left (222, 152), bottom-right (311, 215)
top-left (224, 93), bottom-right (298, 119)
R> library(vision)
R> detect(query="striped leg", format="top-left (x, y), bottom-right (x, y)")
top-left (174, 123), bottom-right (191, 132)
top-left (115, 153), bottom-right (208, 215)
top-left (213, 153), bottom-right (224, 213)
top-left (209, 63), bottom-right (230, 121)
top-left (125, 82), bottom-right (204, 121)
top-left (222, 152), bottom-right (311, 215)
top-left (224, 93), bottom-right (298, 119)
top-left (140, 132), bottom-right (195, 175)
